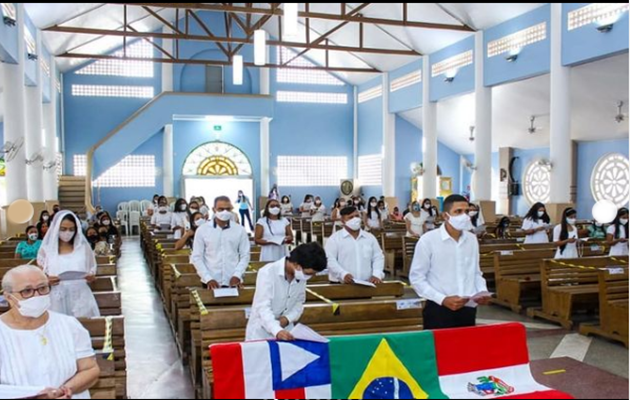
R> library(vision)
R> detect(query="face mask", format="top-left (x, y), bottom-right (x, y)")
top-left (195, 219), bottom-right (206, 227)
top-left (102, 219), bottom-right (111, 226)
top-left (269, 207), bottom-right (281, 216)
top-left (59, 231), bottom-right (75, 243)
top-left (424, 204), bottom-right (431, 209)
top-left (180, 205), bottom-right (187, 211)
top-left (216, 210), bottom-right (233, 222)
top-left (370, 202), bottom-right (377, 207)
top-left (13, 294), bottom-right (51, 319)
top-left (190, 208), bottom-right (199, 213)
top-left (345, 217), bottom-right (362, 231)
top-left (159, 206), bottom-right (168, 213)
top-left (315, 201), bottom-right (322, 206)
top-left (354, 200), bottom-right (360, 205)
top-left (413, 205), bottom-right (421, 212)
top-left (294, 270), bottom-right (312, 282)
top-left (88, 235), bottom-right (98, 241)
top-left (469, 211), bottom-right (478, 217)
top-left (447, 213), bottom-right (472, 232)
top-left (28, 233), bottom-right (38, 241)
top-left (566, 218), bottom-right (577, 226)
top-left (53, 208), bottom-right (60, 213)
top-left (621, 218), bottom-right (629, 225)
top-left (42, 215), bottom-right (49, 221)
top-left (537, 211), bottom-right (545, 218)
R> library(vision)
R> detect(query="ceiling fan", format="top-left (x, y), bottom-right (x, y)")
top-left (528, 116), bottom-right (539, 134)
top-left (614, 101), bottom-right (628, 123)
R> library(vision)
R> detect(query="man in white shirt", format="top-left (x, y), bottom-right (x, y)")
top-left (246, 242), bottom-right (327, 341)
top-left (325, 206), bottom-right (385, 285)
top-left (410, 194), bottom-right (491, 330)
top-left (191, 196), bottom-right (251, 289)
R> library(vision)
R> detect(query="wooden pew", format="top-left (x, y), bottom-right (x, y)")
top-left (580, 266), bottom-right (629, 347)
top-left (81, 317), bottom-right (127, 399)
top-left (381, 232), bottom-right (404, 276)
top-left (400, 236), bottom-right (419, 279)
top-left (528, 256), bottom-right (629, 329)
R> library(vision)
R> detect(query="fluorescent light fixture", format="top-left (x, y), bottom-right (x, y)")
top-left (283, 3), bottom-right (299, 38)
top-left (233, 55), bottom-right (243, 85)
top-left (254, 30), bottom-right (267, 66)
top-left (505, 47), bottom-right (521, 62)
top-left (444, 68), bottom-right (457, 83)
top-left (205, 116), bottom-right (235, 122)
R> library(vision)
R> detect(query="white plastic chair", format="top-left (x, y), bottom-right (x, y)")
top-left (129, 210), bottom-right (141, 236)
top-left (116, 210), bottom-right (129, 236)
top-left (140, 200), bottom-right (153, 213)
top-left (128, 200), bottom-right (141, 213)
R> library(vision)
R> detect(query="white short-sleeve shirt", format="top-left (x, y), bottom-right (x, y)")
top-left (607, 225), bottom-right (629, 256)
top-left (522, 217), bottom-right (550, 244)
top-left (553, 224), bottom-right (579, 259)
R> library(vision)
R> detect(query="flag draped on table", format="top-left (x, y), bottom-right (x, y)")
top-left (210, 323), bottom-right (573, 399)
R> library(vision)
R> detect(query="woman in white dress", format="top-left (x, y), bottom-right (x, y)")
top-left (378, 200), bottom-right (389, 224)
top-left (364, 197), bottom-right (383, 231)
top-left (280, 196), bottom-right (294, 218)
top-left (553, 208), bottom-right (581, 259)
top-left (331, 198), bottom-right (344, 232)
top-left (300, 195), bottom-right (314, 218)
top-left (405, 201), bottom-right (424, 238)
top-left (521, 202), bottom-right (551, 244)
top-left (255, 199), bottom-right (294, 262)
top-left (37, 210), bottom-right (100, 319)
top-left (0, 265), bottom-right (100, 399)
top-left (468, 203), bottom-right (487, 237)
top-left (171, 198), bottom-right (191, 240)
top-left (310, 197), bottom-right (327, 222)
top-left (420, 199), bottom-right (437, 233)
top-left (151, 196), bottom-right (173, 230)
top-left (607, 207), bottom-right (629, 256)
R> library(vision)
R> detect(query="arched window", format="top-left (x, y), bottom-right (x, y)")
top-left (591, 153), bottom-right (630, 208)
top-left (182, 142), bottom-right (253, 177)
top-left (523, 161), bottom-right (551, 205)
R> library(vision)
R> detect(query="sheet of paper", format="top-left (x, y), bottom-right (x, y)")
top-left (607, 267), bottom-right (626, 275)
top-left (466, 291), bottom-right (494, 308)
top-left (58, 271), bottom-right (87, 281)
top-left (396, 299), bottom-right (422, 310)
top-left (213, 288), bottom-right (239, 298)
top-left (244, 307), bottom-right (251, 320)
top-left (291, 323), bottom-right (329, 343)
top-left (268, 236), bottom-right (286, 246)
top-left (0, 385), bottom-right (46, 399)
top-left (352, 279), bottom-right (376, 288)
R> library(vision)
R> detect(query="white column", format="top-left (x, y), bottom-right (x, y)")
top-left (422, 56), bottom-right (438, 199)
top-left (24, 30), bottom-right (45, 202)
top-left (260, 67), bottom-right (270, 95)
top-left (163, 124), bottom-right (173, 197)
top-left (473, 30), bottom-right (492, 201)
top-left (260, 117), bottom-right (270, 196)
top-left (3, 3), bottom-right (28, 203)
top-left (161, 27), bottom-right (173, 92)
top-left (382, 73), bottom-right (396, 197)
top-left (549, 3), bottom-right (571, 204)
top-left (353, 86), bottom-right (358, 181)
top-left (43, 59), bottom-right (58, 201)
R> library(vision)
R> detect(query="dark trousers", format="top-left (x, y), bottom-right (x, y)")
top-left (423, 300), bottom-right (477, 330)
top-left (239, 209), bottom-right (254, 230)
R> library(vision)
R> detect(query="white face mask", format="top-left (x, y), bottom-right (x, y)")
top-left (190, 208), bottom-right (199, 213)
top-left (216, 210), bottom-right (233, 222)
top-left (294, 269), bottom-right (312, 282)
top-left (537, 211), bottom-right (545, 218)
top-left (269, 207), bottom-right (281, 216)
top-left (180, 205), bottom-right (187, 211)
top-left (345, 217), bottom-right (362, 231)
top-left (102, 219), bottom-right (111, 226)
top-left (13, 294), bottom-right (51, 319)
top-left (370, 202), bottom-right (377, 207)
top-left (424, 203), bottom-right (431, 210)
top-left (59, 231), bottom-right (75, 243)
top-left (621, 218), bottom-right (629, 225)
top-left (28, 233), bottom-right (38, 241)
top-left (159, 206), bottom-right (168, 213)
top-left (447, 213), bottom-right (472, 232)
top-left (42, 215), bottom-right (49, 221)
top-left (469, 211), bottom-right (478, 217)
top-left (566, 218), bottom-right (577, 226)
top-left (194, 219), bottom-right (206, 227)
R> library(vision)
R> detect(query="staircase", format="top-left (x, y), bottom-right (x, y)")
top-left (58, 176), bottom-right (87, 217)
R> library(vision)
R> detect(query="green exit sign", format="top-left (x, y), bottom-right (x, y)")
top-left (214, 125), bottom-right (222, 131)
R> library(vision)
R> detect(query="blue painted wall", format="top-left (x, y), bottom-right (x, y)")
top-left (511, 147), bottom-right (550, 216)
top-left (576, 138), bottom-right (630, 218)
top-left (430, 36), bottom-right (475, 101)
top-left (0, 3), bottom-right (18, 63)
top-left (563, 3), bottom-right (629, 66)
top-left (395, 117), bottom-right (421, 206)
top-left (484, 5), bottom-right (550, 86)
top-left (357, 77), bottom-right (384, 200)
top-left (41, 46), bottom-right (52, 103)
top-left (389, 59), bottom-right (423, 113)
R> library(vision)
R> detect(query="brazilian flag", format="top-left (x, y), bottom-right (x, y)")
top-left (329, 331), bottom-right (447, 399)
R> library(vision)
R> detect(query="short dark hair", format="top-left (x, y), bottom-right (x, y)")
top-left (340, 206), bottom-right (357, 217)
top-left (25, 225), bottom-right (37, 235)
top-left (214, 196), bottom-right (232, 207)
top-left (288, 242), bottom-right (327, 272)
top-left (443, 194), bottom-right (469, 213)
top-left (158, 196), bottom-right (168, 204)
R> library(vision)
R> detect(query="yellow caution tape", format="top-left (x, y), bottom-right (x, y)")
top-left (543, 369), bottom-right (566, 375)
top-left (102, 317), bottom-right (114, 361)
top-left (192, 290), bottom-right (209, 316)
top-left (172, 265), bottom-right (182, 280)
top-left (306, 288), bottom-right (340, 315)
top-left (549, 260), bottom-right (597, 271)
top-left (611, 257), bottom-right (628, 265)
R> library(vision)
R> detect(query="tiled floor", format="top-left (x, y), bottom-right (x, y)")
top-left (117, 238), bottom-right (628, 399)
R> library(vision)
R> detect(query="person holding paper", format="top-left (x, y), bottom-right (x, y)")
top-left (410, 195), bottom-right (490, 330)
top-left (255, 199), bottom-right (294, 262)
top-left (0, 265), bottom-right (100, 399)
top-left (521, 202), bottom-right (552, 244)
top-left (192, 196), bottom-right (251, 290)
top-left (150, 196), bottom-right (173, 230)
top-left (246, 242), bottom-right (327, 341)
top-left (37, 211), bottom-right (100, 319)
top-left (325, 206), bottom-right (385, 285)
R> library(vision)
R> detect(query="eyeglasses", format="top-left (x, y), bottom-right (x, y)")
top-left (13, 285), bottom-right (51, 299)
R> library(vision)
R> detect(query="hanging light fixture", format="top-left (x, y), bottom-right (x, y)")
top-left (254, 30), bottom-right (267, 66)
top-left (233, 55), bottom-right (243, 85)
top-left (283, 3), bottom-right (299, 38)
